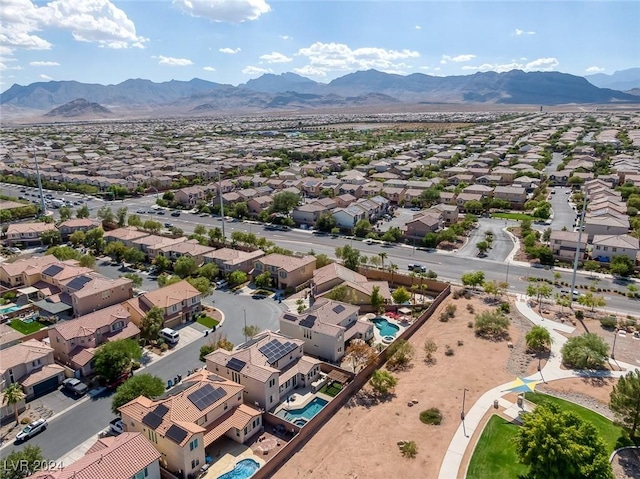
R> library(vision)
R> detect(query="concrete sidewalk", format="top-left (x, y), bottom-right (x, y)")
top-left (437, 298), bottom-right (640, 479)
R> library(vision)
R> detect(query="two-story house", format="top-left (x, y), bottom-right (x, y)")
top-left (550, 230), bottom-right (588, 262)
top-left (104, 227), bottom-right (150, 249)
top-left (252, 254), bottom-right (316, 291)
top-left (592, 234), bottom-right (640, 263)
top-left (159, 239), bottom-right (216, 266)
top-left (6, 222), bottom-right (57, 246)
top-left (57, 218), bottom-right (100, 240)
top-left (206, 331), bottom-right (321, 411)
top-left (0, 255), bottom-right (58, 288)
top-left (279, 299), bottom-right (373, 362)
top-left (128, 280), bottom-right (202, 328)
top-left (203, 248), bottom-right (265, 275)
top-left (119, 370), bottom-right (262, 479)
top-left (48, 304), bottom-right (140, 376)
top-left (310, 262), bottom-right (391, 306)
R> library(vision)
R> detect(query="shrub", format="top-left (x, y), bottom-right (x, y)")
top-left (575, 310), bottom-right (584, 320)
top-left (499, 302), bottom-right (510, 313)
top-left (444, 345), bottom-right (454, 356)
top-left (445, 304), bottom-right (457, 317)
top-left (399, 440), bottom-right (418, 458)
top-left (131, 360), bottom-right (141, 370)
top-left (599, 316), bottom-right (618, 330)
top-left (474, 310), bottom-right (510, 340)
top-left (160, 343), bottom-right (169, 352)
top-left (439, 312), bottom-right (449, 322)
top-left (467, 321), bottom-right (474, 328)
top-left (387, 340), bottom-right (415, 370)
top-left (457, 340), bottom-right (464, 346)
top-left (20, 417), bottom-right (32, 424)
top-left (466, 304), bottom-right (474, 313)
top-left (419, 408), bottom-right (443, 425)
top-left (561, 332), bottom-right (609, 369)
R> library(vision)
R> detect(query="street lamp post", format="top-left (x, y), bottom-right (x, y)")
top-left (611, 329), bottom-right (617, 360)
top-left (505, 259), bottom-right (510, 284)
top-left (242, 307), bottom-right (247, 342)
top-left (461, 388), bottom-right (469, 437)
top-left (570, 193), bottom-right (589, 306)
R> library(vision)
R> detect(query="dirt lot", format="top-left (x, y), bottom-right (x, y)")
top-left (273, 294), bottom-right (536, 479)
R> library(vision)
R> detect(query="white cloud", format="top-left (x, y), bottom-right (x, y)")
top-left (40, 74), bottom-right (53, 80)
top-left (418, 66), bottom-right (431, 70)
top-left (513, 28), bottom-right (536, 36)
top-left (461, 57), bottom-right (559, 73)
top-left (0, 0), bottom-right (148, 55)
top-left (585, 66), bottom-right (605, 74)
top-left (441, 54), bottom-right (476, 64)
top-left (203, 66), bottom-right (216, 71)
top-left (242, 65), bottom-right (272, 75)
top-left (219, 47), bottom-right (241, 54)
top-left (30, 61), bottom-right (60, 66)
top-left (259, 51), bottom-right (292, 63)
top-left (0, 61), bottom-right (22, 71)
top-left (415, 25), bottom-right (421, 30)
top-left (153, 55), bottom-right (193, 66)
top-left (292, 65), bottom-right (326, 77)
top-left (295, 42), bottom-right (419, 76)
top-left (173, 0), bottom-right (270, 23)
top-left (279, 35), bottom-right (291, 40)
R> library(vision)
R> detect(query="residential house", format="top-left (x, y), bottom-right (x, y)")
top-left (291, 202), bottom-right (332, 228)
top-left (104, 227), bottom-right (150, 249)
top-left (28, 433), bottom-right (162, 479)
top-left (132, 234), bottom-right (187, 260)
top-left (426, 204), bottom-right (459, 225)
top-left (6, 222), bottom-right (57, 246)
top-left (57, 218), bottom-right (100, 240)
top-left (127, 280), bottom-right (202, 328)
top-left (404, 214), bottom-right (443, 240)
top-left (310, 262), bottom-right (392, 306)
top-left (252, 254), bottom-right (316, 291)
top-left (0, 339), bottom-right (65, 410)
top-left (492, 186), bottom-right (527, 208)
top-left (48, 304), bottom-right (140, 376)
top-left (550, 230), bottom-right (587, 262)
top-left (280, 299), bottom-right (374, 362)
top-left (584, 214), bottom-right (630, 241)
top-left (592, 234), bottom-right (640, 263)
top-left (206, 331), bottom-right (321, 411)
top-left (175, 186), bottom-right (206, 206)
top-left (0, 255), bottom-right (58, 288)
top-left (159, 239), bottom-right (216, 266)
top-left (203, 248), bottom-right (264, 275)
top-left (332, 205), bottom-right (367, 231)
top-left (119, 370), bottom-right (262, 479)
top-left (247, 195), bottom-right (273, 217)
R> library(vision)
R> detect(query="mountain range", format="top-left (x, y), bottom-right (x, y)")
top-left (1, 68), bottom-right (639, 119)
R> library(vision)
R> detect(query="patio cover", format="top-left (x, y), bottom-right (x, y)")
top-left (17, 286), bottom-right (38, 295)
top-left (327, 369), bottom-right (350, 385)
top-left (398, 307), bottom-right (412, 315)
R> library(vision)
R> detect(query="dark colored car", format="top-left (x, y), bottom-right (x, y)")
top-left (62, 378), bottom-right (88, 397)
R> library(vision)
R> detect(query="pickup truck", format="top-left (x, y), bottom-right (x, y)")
top-left (109, 418), bottom-right (124, 435)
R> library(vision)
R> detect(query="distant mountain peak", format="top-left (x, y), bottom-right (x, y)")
top-left (44, 98), bottom-right (111, 118)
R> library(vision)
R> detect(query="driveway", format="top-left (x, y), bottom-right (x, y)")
top-left (456, 218), bottom-right (517, 261)
top-left (548, 186), bottom-right (576, 231)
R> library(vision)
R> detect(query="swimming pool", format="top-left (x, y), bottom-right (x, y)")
top-left (280, 397), bottom-right (328, 424)
top-left (0, 304), bottom-right (20, 314)
top-left (372, 317), bottom-right (400, 337)
top-left (217, 459), bottom-right (260, 479)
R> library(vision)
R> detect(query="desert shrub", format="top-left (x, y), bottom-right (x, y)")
top-left (457, 340), bottom-right (464, 346)
top-left (387, 340), bottom-right (415, 370)
top-left (561, 333), bottom-right (609, 369)
top-left (439, 312), bottom-right (449, 322)
top-left (20, 417), bottom-right (32, 424)
top-left (445, 304), bottom-right (457, 317)
top-left (160, 343), bottom-right (169, 352)
top-left (419, 408), bottom-right (443, 425)
top-left (599, 316), bottom-right (618, 330)
top-left (499, 302), bottom-right (510, 313)
top-left (466, 303), bottom-right (475, 313)
top-left (444, 345), bottom-right (454, 356)
top-left (399, 440), bottom-right (418, 458)
top-left (131, 360), bottom-right (141, 370)
top-left (452, 289), bottom-right (464, 299)
top-left (575, 310), bottom-right (584, 320)
top-left (467, 321), bottom-right (474, 328)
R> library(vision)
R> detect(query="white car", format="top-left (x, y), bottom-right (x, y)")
top-left (16, 419), bottom-right (47, 442)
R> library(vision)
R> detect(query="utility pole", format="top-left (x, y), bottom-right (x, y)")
top-left (570, 193), bottom-right (589, 306)
top-left (217, 163), bottom-right (226, 241)
top-left (461, 388), bottom-right (469, 437)
top-left (34, 147), bottom-right (47, 216)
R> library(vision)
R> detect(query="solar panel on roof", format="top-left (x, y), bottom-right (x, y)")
top-left (283, 313), bottom-right (297, 321)
top-left (43, 264), bottom-right (63, 277)
top-left (187, 383), bottom-right (226, 411)
top-left (299, 316), bottom-right (316, 329)
top-left (66, 275), bottom-right (92, 291)
top-left (333, 305), bottom-right (346, 314)
top-left (259, 339), bottom-right (298, 364)
top-left (142, 410), bottom-right (164, 429)
top-left (154, 404), bottom-right (169, 417)
top-left (227, 358), bottom-right (246, 372)
top-left (165, 424), bottom-right (188, 444)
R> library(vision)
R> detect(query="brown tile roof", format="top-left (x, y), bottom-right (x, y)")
top-left (69, 347), bottom-right (96, 367)
top-left (202, 403), bottom-right (261, 446)
top-left (0, 339), bottom-right (53, 374)
top-left (21, 364), bottom-right (65, 387)
top-left (257, 254), bottom-right (315, 272)
top-left (313, 263), bottom-right (367, 288)
top-left (104, 227), bottom-right (150, 242)
top-left (6, 222), bottom-right (57, 235)
top-left (52, 304), bottom-right (131, 340)
top-left (0, 255), bottom-right (58, 277)
top-left (58, 218), bottom-right (99, 229)
top-left (161, 239), bottom-right (215, 256)
top-left (141, 280), bottom-right (200, 309)
top-left (29, 432), bottom-right (160, 479)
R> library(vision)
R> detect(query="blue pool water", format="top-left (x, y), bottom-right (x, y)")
top-left (0, 305), bottom-right (20, 314)
top-left (217, 459), bottom-right (260, 479)
top-left (372, 317), bottom-right (400, 337)
top-left (282, 397), bottom-right (328, 423)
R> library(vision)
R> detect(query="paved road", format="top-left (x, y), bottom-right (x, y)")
top-left (456, 218), bottom-right (516, 261)
top-left (549, 186), bottom-right (576, 231)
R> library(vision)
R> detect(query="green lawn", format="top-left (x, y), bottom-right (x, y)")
top-left (197, 315), bottom-right (220, 329)
top-left (9, 319), bottom-right (47, 335)
top-left (319, 382), bottom-right (343, 397)
top-left (467, 415), bottom-right (529, 479)
top-left (492, 212), bottom-right (535, 221)
top-left (526, 392), bottom-right (624, 452)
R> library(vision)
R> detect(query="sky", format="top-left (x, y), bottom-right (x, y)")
top-left (1, 0), bottom-right (639, 91)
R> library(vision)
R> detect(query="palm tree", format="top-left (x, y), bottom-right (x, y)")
top-left (378, 252), bottom-right (387, 270)
top-left (389, 263), bottom-right (398, 285)
top-left (3, 383), bottom-right (25, 424)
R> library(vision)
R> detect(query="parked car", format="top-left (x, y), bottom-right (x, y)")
top-left (62, 378), bottom-right (88, 397)
top-left (109, 418), bottom-right (125, 435)
top-left (16, 419), bottom-right (47, 442)
top-left (215, 279), bottom-right (229, 289)
top-left (107, 371), bottom-right (132, 390)
top-left (408, 264), bottom-right (426, 272)
top-left (164, 222), bottom-right (173, 228)
top-left (560, 289), bottom-right (582, 300)
top-left (171, 211), bottom-right (181, 217)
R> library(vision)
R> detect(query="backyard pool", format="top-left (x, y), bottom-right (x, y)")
top-left (279, 397), bottom-right (328, 424)
top-left (217, 459), bottom-right (260, 479)
top-left (0, 304), bottom-right (20, 315)
top-left (372, 317), bottom-right (400, 337)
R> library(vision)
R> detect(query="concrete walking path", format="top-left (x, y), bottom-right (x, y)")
top-left (437, 297), bottom-right (639, 479)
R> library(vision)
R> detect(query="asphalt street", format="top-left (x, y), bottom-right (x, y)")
top-left (455, 218), bottom-right (516, 261)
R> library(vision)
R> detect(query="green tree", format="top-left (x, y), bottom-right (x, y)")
top-left (128, 214), bottom-right (142, 227)
top-left (140, 306), bottom-right (164, 340)
top-left (461, 271), bottom-right (485, 290)
top-left (370, 285), bottom-right (384, 309)
top-left (423, 338), bottom-right (438, 363)
top-left (420, 187), bottom-right (441, 206)
top-left (474, 310), bottom-right (510, 340)
top-left (561, 332), bottom-right (609, 369)
top-left (270, 191), bottom-right (300, 213)
top-left (314, 253), bottom-right (332, 268)
top-left (610, 369), bottom-right (640, 439)
top-left (116, 207), bottom-right (128, 227)
top-left (353, 219), bottom-right (372, 237)
top-left (58, 205), bottom-right (72, 222)
top-left (577, 291), bottom-right (606, 312)
top-left (105, 241), bottom-right (126, 262)
top-left (228, 270), bottom-right (248, 286)
top-left (93, 339), bottom-right (142, 383)
top-left (97, 206), bottom-right (115, 225)
top-left (122, 272), bottom-right (143, 288)
top-left (69, 230), bottom-right (86, 246)
top-left (526, 325), bottom-right (553, 355)
top-left (142, 220), bottom-right (162, 234)
top-left (0, 445), bottom-right (46, 479)
top-left (46, 245), bottom-right (81, 261)
top-left (526, 281), bottom-right (553, 311)
top-left (378, 252), bottom-right (387, 270)
top-left (111, 374), bottom-right (165, 414)
top-left (369, 369), bottom-right (398, 397)
top-left (123, 247), bottom-right (145, 265)
top-left (583, 260), bottom-right (600, 274)
top-left (514, 402), bottom-right (614, 479)
top-left (2, 383), bottom-right (25, 424)
top-left (83, 227), bottom-right (104, 252)
top-left (483, 280), bottom-right (506, 299)
top-left (476, 240), bottom-right (489, 256)
top-left (335, 244), bottom-right (361, 271)
top-left (78, 254), bottom-right (96, 268)
top-left (345, 340), bottom-right (377, 372)
top-left (157, 273), bottom-right (181, 288)
top-left (610, 255), bottom-right (635, 277)
top-left (242, 325), bottom-right (260, 341)
top-left (254, 271), bottom-right (272, 288)
top-left (196, 262), bottom-right (219, 281)
top-left (174, 256), bottom-right (198, 278)
top-left (76, 204), bottom-right (90, 218)
top-left (316, 213), bottom-right (337, 232)
top-left (153, 254), bottom-right (171, 273)
top-left (40, 229), bottom-right (62, 246)
top-left (199, 333), bottom-right (234, 361)
top-left (187, 276), bottom-right (213, 296)
top-left (194, 224), bottom-right (207, 235)
top-left (392, 286), bottom-right (411, 304)
top-left (387, 339), bottom-right (415, 370)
